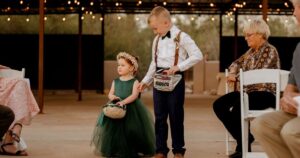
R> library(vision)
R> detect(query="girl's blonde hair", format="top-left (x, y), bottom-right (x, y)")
top-left (148, 6), bottom-right (171, 24)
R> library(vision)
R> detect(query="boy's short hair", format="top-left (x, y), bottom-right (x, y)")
top-left (148, 6), bottom-right (171, 24)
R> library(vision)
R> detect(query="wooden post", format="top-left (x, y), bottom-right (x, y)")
top-left (38, 0), bottom-right (45, 113)
top-left (262, 0), bottom-right (268, 21)
top-left (77, 12), bottom-right (83, 101)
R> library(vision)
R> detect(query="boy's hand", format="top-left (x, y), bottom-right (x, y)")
top-left (280, 94), bottom-right (298, 115)
top-left (138, 82), bottom-right (148, 92)
top-left (164, 66), bottom-right (179, 75)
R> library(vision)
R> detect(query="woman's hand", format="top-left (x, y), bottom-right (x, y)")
top-left (227, 74), bottom-right (237, 83)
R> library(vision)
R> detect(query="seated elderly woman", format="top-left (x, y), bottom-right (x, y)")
top-left (0, 65), bottom-right (40, 156)
top-left (212, 18), bottom-right (280, 158)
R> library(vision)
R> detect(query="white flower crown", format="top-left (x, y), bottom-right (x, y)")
top-left (116, 52), bottom-right (138, 71)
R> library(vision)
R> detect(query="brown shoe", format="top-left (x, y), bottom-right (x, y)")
top-left (174, 153), bottom-right (184, 158)
top-left (155, 153), bottom-right (167, 158)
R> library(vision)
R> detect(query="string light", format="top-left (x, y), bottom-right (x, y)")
top-left (135, 17), bottom-right (139, 21)
top-left (7, 17), bottom-right (11, 22)
top-left (211, 17), bottom-right (215, 21)
top-left (117, 16), bottom-right (121, 20)
top-left (81, 16), bottom-right (84, 20)
top-left (68, 1), bottom-right (71, 5)
top-left (210, 3), bottom-right (214, 7)
top-left (44, 16), bottom-right (47, 21)
top-left (20, 0), bottom-right (23, 5)
top-left (138, 1), bottom-right (142, 5)
top-left (116, 2), bottom-right (119, 6)
top-left (259, 4), bottom-right (262, 8)
top-left (266, 18), bottom-right (269, 21)
top-left (163, 1), bottom-right (167, 6)
top-left (284, 2), bottom-right (289, 8)
top-left (62, 17), bottom-right (66, 21)
top-left (92, 15), bottom-right (95, 19)
top-left (26, 17), bottom-right (30, 22)
top-left (90, 2), bottom-right (94, 6)
top-left (187, 2), bottom-right (191, 6)
top-left (99, 17), bottom-right (103, 21)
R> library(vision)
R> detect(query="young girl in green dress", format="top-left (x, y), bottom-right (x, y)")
top-left (91, 52), bottom-right (155, 158)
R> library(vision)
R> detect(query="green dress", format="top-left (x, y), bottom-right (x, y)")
top-left (91, 78), bottom-right (155, 158)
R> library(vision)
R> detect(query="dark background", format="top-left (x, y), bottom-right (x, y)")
top-left (0, 34), bottom-right (103, 91)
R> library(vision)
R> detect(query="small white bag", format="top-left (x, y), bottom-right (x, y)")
top-left (153, 74), bottom-right (182, 92)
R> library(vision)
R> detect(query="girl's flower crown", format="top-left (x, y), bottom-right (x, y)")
top-left (117, 52), bottom-right (138, 71)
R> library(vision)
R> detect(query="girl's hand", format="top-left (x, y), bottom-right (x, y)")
top-left (117, 101), bottom-right (125, 106)
top-left (109, 95), bottom-right (120, 101)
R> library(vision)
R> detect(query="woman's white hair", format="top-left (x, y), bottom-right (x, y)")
top-left (243, 18), bottom-right (270, 40)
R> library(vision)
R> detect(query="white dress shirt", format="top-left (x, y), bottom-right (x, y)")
top-left (142, 25), bottom-right (203, 85)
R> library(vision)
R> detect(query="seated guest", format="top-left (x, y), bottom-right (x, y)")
top-left (0, 65), bottom-right (39, 156)
top-left (0, 104), bottom-right (27, 156)
top-left (212, 18), bottom-right (280, 158)
top-left (251, 1), bottom-right (300, 157)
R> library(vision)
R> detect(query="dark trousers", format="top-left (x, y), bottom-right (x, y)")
top-left (213, 91), bottom-right (275, 152)
top-left (153, 77), bottom-right (185, 156)
top-left (0, 105), bottom-right (15, 139)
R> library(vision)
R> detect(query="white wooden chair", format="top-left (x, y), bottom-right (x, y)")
top-left (0, 68), bottom-right (25, 78)
top-left (224, 69), bottom-right (290, 156)
top-left (239, 69), bottom-right (289, 158)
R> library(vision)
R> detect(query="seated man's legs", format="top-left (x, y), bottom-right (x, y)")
top-left (251, 111), bottom-right (295, 158)
top-left (0, 105), bottom-right (14, 139)
top-left (280, 115), bottom-right (300, 157)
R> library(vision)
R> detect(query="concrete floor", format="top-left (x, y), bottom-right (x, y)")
top-left (2, 91), bottom-right (235, 158)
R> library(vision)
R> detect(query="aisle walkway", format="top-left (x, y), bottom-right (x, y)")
top-left (2, 92), bottom-right (231, 158)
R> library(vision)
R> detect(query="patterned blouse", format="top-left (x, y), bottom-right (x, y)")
top-left (228, 41), bottom-right (280, 94)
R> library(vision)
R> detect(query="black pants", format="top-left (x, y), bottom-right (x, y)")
top-left (213, 91), bottom-right (275, 152)
top-left (153, 77), bottom-right (186, 156)
top-left (0, 105), bottom-right (15, 139)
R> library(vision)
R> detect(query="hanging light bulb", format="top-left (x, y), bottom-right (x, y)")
top-left (99, 17), bottom-right (103, 21)
top-left (26, 17), bottom-right (30, 22)
top-left (20, 0), bottom-right (23, 5)
top-left (90, 2), bottom-right (94, 6)
top-left (7, 17), bottom-right (11, 22)
top-left (62, 17), bottom-right (66, 21)
top-left (44, 16), bottom-right (47, 21)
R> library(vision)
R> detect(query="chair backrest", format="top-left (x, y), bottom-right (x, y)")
top-left (280, 70), bottom-right (289, 91)
top-left (0, 68), bottom-right (25, 78)
top-left (239, 68), bottom-right (281, 113)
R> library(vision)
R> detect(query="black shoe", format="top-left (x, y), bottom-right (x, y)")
top-left (229, 151), bottom-right (242, 158)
